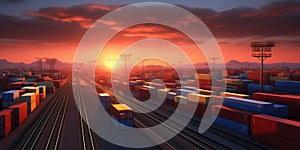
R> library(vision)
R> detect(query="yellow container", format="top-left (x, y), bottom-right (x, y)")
top-left (221, 92), bottom-right (249, 98)
top-left (187, 93), bottom-right (211, 104)
top-left (174, 96), bottom-right (187, 105)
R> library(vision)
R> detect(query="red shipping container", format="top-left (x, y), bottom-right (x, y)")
top-left (111, 104), bottom-right (133, 121)
top-left (36, 94), bottom-right (40, 106)
top-left (8, 82), bottom-right (24, 90)
top-left (198, 79), bottom-right (211, 86)
top-left (39, 93), bottom-right (45, 100)
top-left (8, 102), bottom-right (28, 126)
top-left (139, 88), bottom-right (150, 99)
top-left (251, 114), bottom-right (300, 149)
top-left (165, 98), bottom-right (174, 106)
top-left (0, 109), bottom-right (13, 137)
top-left (195, 104), bottom-right (207, 117)
top-left (165, 82), bottom-right (176, 88)
top-left (46, 86), bottom-right (55, 93)
top-left (19, 90), bottom-right (26, 96)
top-left (212, 105), bottom-right (254, 125)
top-left (253, 92), bottom-right (300, 121)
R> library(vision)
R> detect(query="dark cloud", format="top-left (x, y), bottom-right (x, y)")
top-left (1, 0), bottom-right (26, 3)
top-left (0, 1), bottom-right (299, 46)
top-left (0, 13), bottom-right (86, 44)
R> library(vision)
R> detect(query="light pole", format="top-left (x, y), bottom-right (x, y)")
top-left (210, 57), bottom-right (218, 80)
top-left (251, 42), bottom-right (274, 92)
top-left (121, 54), bottom-right (132, 78)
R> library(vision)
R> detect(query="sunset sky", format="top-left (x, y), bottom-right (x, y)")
top-left (0, 0), bottom-right (300, 65)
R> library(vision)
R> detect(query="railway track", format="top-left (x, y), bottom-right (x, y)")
top-left (89, 79), bottom-right (270, 150)
top-left (80, 77), bottom-right (222, 149)
top-left (73, 77), bottom-right (97, 150)
top-left (15, 79), bottom-right (71, 150)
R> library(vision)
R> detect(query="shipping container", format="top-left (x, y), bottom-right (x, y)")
top-left (182, 86), bottom-right (197, 91)
top-left (2, 101), bottom-right (17, 109)
top-left (252, 92), bottom-right (300, 121)
top-left (36, 94), bottom-right (40, 106)
top-left (111, 115), bottom-right (134, 129)
top-left (166, 92), bottom-right (176, 106)
top-left (251, 114), bottom-right (300, 149)
top-left (213, 116), bottom-right (250, 136)
top-left (248, 84), bottom-right (273, 95)
top-left (225, 79), bottom-right (244, 86)
top-left (0, 109), bottom-right (13, 137)
top-left (186, 80), bottom-right (195, 86)
top-left (195, 89), bottom-right (215, 95)
top-left (274, 80), bottom-right (300, 95)
top-left (221, 92), bottom-right (249, 99)
top-left (52, 80), bottom-right (61, 88)
top-left (174, 96), bottom-right (187, 105)
top-left (223, 97), bottom-right (274, 114)
top-left (195, 74), bottom-right (211, 80)
top-left (198, 79), bottom-right (211, 87)
top-left (38, 86), bottom-right (46, 96)
top-left (187, 93), bottom-right (210, 104)
top-left (138, 88), bottom-right (151, 100)
top-left (98, 93), bottom-right (111, 110)
top-left (157, 88), bottom-right (170, 100)
top-left (37, 81), bottom-right (54, 88)
top-left (2, 90), bottom-right (19, 102)
top-left (20, 93), bottom-right (36, 113)
top-left (212, 105), bottom-right (254, 125)
top-left (8, 82), bottom-right (25, 90)
top-left (24, 82), bottom-right (36, 87)
top-left (176, 89), bottom-right (196, 97)
top-left (111, 104), bottom-right (133, 121)
top-left (165, 82), bottom-right (176, 89)
top-left (8, 102), bottom-right (28, 128)
top-left (21, 86), bottom-right (39, 95)
top-left (46, 86), bottom-right (55, 93)
top-left (195, 103), bottom-right (207, 116)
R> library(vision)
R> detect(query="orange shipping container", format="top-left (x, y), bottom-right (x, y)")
top-left (0, 109), bottom-right (13, 137)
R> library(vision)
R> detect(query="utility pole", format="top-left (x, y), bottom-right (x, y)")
top-left (251, 42), bottom-right (274, 92)
top-left (121, 54), bottom-right (132, 78)
top-left (210, 57), bottom-right (218, 80)
top-left (179, 61), bottom-right (183, 76)
top-left (46, 58), bottom-right (57, 78)
top-left (36, 57), bottom-right (45, 77)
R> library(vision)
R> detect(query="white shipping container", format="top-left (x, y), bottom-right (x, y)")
top-left (20, 93), bottom-right (36, 104)
top-left (21, 87), bottom-right (39, 95)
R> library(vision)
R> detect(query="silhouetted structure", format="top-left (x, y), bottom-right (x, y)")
top-left (251, 42), bottom-right (275, 92)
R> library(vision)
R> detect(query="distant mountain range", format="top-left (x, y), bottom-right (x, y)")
top-left (0, 59), bottom-right (299, 70)
top-left (0, 59), bottom-right (72, 71)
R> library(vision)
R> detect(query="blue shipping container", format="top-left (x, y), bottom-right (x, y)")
top-left (166, 92), bottom-right (176, 100)
top-left (213, 116), bottom-right (250, 136)
top-left (182, 86), bottom-right (197, 91)
top-left (248, 84), bottom-right (273, 95)
top-left (270, 104), bottom-right (289, 119)
top-left (223, 97), bottom-right (274, 114)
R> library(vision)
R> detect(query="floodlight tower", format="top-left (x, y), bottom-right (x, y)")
top-left (179, 61), bottom-right (183, 76)
top-left (210, 57), bottom-right (219, 80)
top-left (251, 42), bottom-right (275, 92)
top-left (121, 54), bottom-right (132, 78)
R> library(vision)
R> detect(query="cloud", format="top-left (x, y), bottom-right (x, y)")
top-left (0, 1), bottom-right (299, 48)
top-left (26, 3), bottom-right (119, 28)
top-left (0, 13), bottom-right (86, 44)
